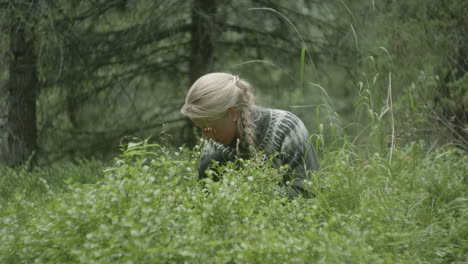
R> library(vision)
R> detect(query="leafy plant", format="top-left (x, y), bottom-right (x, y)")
top-left (1, 137), bottom-right (467, 263)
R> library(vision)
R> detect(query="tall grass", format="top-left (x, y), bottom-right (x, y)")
top-left (0, 159), bottom-right (104, 203)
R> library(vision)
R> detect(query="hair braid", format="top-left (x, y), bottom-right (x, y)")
top-left (236, 79), bottom-right (257, 156)
top-left (238, 106), bottom-right (257, 156)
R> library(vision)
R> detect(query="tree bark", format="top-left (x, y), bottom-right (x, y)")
top-left (190, 0), bottom-right (216, 84)
top-left (5, 13), bottom-right (38, 167)
top-left (184, 0), bottom-right (217, 146)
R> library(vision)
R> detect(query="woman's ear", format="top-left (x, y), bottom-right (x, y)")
top-left (228, 107), bottom-right (240, 121)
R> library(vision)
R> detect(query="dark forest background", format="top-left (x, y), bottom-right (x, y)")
top-left (0, 0), bottom-right (466, 167)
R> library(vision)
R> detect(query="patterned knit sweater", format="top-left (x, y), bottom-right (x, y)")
top-left (198, 106), bottom-right (319, 198)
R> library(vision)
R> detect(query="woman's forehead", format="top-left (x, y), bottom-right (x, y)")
top-left (192, 112), bottom-right (229, 127)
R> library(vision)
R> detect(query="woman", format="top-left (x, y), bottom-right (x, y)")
top-left (181, 72), bottom-right (319, 198)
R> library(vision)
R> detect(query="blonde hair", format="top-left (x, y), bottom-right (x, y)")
top-left (181, 72), bottom-right (257, 156)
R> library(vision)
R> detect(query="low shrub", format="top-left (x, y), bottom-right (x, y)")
top-left (0, 140), bottom-right (466, 263)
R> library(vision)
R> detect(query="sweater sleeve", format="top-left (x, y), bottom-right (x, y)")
top-left (276, 115), bottom-right (319, 197)
top-left (198, 139), bottom-right (237, 181)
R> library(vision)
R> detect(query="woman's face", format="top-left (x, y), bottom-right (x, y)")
top-left (192, 108), bottom-right (239, 145)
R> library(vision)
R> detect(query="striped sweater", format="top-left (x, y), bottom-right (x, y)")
top-left (198, 106), bottom-right (319, 198)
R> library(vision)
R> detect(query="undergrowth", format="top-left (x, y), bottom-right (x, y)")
top-left (0, 139), bottom-right (466, 263)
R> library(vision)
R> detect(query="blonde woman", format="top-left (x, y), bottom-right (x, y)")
top-left (181, 72), bottom-right (319, 198)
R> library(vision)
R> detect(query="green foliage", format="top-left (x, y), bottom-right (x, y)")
top-left (0, 159), bottom-right (104, 203)
top-left (1, 140), bottom-right (466, 263)
top-left (0, 2), bottom-right (467, 262)
top-left (338, 0), bottom-right (468, 150)
top-left (3, 0), bottom-right (465, 162)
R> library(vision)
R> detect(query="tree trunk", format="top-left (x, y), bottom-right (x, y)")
top-left (184, 0), bottom-right (217, 146)
top-left (190, 0), bottom-right (216, 84)
top-left (5, 14), bottom-right (38, 167)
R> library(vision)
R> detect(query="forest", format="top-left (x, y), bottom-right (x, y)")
top-left (0, 0), bottom-right (467, 263)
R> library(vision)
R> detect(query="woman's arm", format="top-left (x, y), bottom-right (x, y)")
top-left (276, 116), bottom-right (319, 197)
top-left (198, 139), bottom-right (237, 181)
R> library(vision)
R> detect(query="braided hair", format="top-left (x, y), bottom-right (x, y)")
top-left (234, 78), bottom-right (257, 156)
